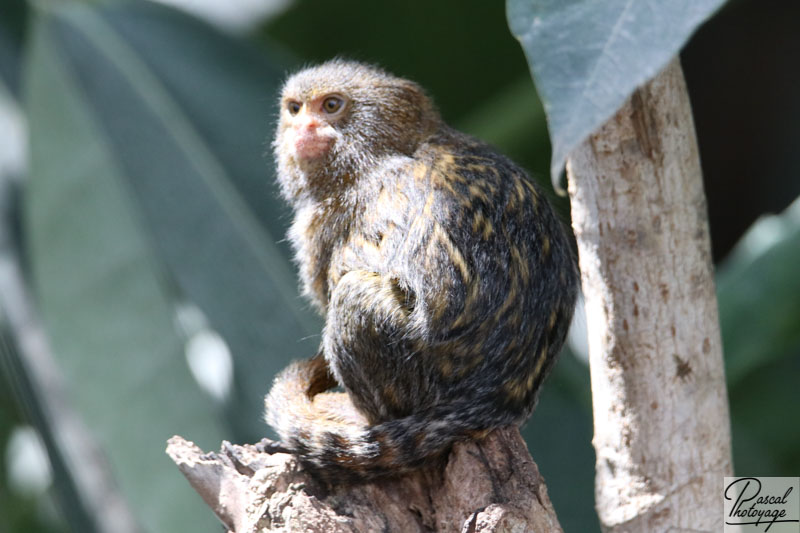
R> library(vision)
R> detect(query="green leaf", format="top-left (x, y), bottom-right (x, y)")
top-left (717, 196), bottom-right (800, 473)
top-left (507, 0), bottom-right (728, 184)
top-left (25, 11), bottom-right (224, 533)
top-left (717, 195), bottom-right (800, 386)
top-left (728, 355), bottom-right (800, 475)
top-left (24, 1), bottom-right (316, 530)
top-left (43, 2), bottom-right (319, 442)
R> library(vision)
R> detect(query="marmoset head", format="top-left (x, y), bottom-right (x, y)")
top-left (274, 60), bottom-right (441, 200)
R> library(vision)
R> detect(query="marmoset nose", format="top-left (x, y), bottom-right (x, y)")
top-left (292, 114), bottom-right (333, 160)
top-left (295, 113), bottom-right (321, 133)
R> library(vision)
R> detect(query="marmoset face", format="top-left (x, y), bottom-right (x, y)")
top-left (280, 92), bottom-right (349, 161)
top-left (274, 61), bottom-right (440, 187)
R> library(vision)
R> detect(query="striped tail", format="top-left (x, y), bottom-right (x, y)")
top-left (264, 355), bottom-right (507, 481)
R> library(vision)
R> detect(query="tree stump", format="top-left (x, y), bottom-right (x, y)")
top-left (166, 426), bottom-right (562, 532)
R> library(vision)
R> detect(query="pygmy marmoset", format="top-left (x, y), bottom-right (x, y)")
top-left (264, 59), bottom-right (578, 481)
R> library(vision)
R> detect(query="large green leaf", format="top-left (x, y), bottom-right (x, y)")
top-left (507, 0), bottom-right (728, 184)
top-left (25, 11), bottom-right (223, 533)
top-left (717, 195), bottom-right (800, 386)
top-left (24, 1), bottom-right (318, 530)
top-left (718, 196), bottom-right (800, 476)
top-left (41, 2), bottom-right (320, 442)
top-left (709, 196), bottom-right (800, 475)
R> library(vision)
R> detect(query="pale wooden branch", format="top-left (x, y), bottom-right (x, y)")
top-left (566, 58), bottom-right (733, 532)
top-left (166, 426), bottom-right (562, 533)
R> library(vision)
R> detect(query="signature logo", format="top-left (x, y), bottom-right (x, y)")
top-left (724, 477), bottom-right (800, 532)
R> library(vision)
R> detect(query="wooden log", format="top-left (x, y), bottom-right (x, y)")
top-left (166, 426), bottom-right (562, 532)
top-left (566, 58), bottom-right (733, 532)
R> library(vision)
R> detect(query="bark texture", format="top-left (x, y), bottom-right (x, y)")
top-left (166, 426), bottom-right (562, 533)
top-left (566, 58), bottom-right (733, 532)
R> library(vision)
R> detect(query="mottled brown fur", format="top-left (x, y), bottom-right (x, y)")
top-left (265, 60), bottom-right (578, 481)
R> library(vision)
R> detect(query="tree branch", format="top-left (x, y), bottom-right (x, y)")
top-left (166, 426), bottom-right (563, 532)
top-left (566, 57), bottom-right (733, 532)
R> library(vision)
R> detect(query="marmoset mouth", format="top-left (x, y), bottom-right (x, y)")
top-left (294, 134), bottom-right (334, 160)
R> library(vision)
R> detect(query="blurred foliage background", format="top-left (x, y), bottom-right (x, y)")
top-left (0, 0), bottom-right (797, 532)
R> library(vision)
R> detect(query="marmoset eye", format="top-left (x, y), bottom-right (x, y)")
top-left (322, 96), bottom-right (345, 114)
top-left (287, 101), bottom-right (301, 115)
